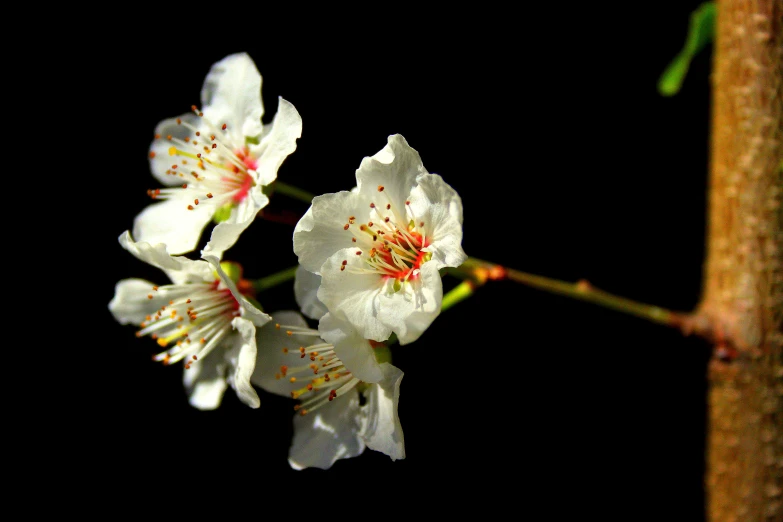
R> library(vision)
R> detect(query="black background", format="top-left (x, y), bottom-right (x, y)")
top-left (92, 3), bottom-right (715, 518)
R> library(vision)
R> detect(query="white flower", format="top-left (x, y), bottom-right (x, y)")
top-left (135, 52), bottom-right (303, 257)
top-left (108, 231), bottom-right (272, 410)
top-left (293, 134), bottom-right (467, 345)
top-left (251, 310), bottom-right (404, 470)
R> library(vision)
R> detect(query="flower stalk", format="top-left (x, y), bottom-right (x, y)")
top-left (251, 265), bottom-right (299, 293)
top-left (440, 280), bottom-right (477, 312)
top-left (269, 181), bottom-right (316, 204)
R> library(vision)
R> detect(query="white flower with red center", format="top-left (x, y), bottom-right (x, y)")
top-left (293, 134), bottom-right (466, 344)
top-left (251, 310), bottom-right (404, 470)
top-left (108, 231), bottom-right (272, 410)
top-left (135, 52), bottom-right (302, 257)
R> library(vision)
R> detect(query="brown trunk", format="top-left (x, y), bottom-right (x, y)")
top-left (700, 0), bottom-right (783, 520)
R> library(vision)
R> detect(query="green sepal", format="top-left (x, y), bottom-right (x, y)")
top-left (373, 343), bottom-right (392, 365)
top-left (213, 204), bottom-right (233, 224)
top-left (219, 261), bottom-right (243, 284)
top-left (658, 2), bottom-right (716, 96)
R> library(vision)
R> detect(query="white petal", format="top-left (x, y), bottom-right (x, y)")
top-left (200, 53), bottom-right (264, 140)
top-left (422, 208), bottom-right (467, 269)
top-left (132, 196), bottom-right (215, 256)
top-left (201, 190), bottom-right (267, 258)
top-left (319, 313), bottom-right (383, 383)
top-left (377, 261), bottom-right (443, 345)
top-left (249, 97), bottom-right (302, 187)
top-left (183, 356), bottom-right (228, 411)
top-left (408, 176), bottom-right (467, 268)
top-left (200, 221), bottom-right (250, 260)
top-left (149, 113), bottom-right (201, 186)
top-left (118, 231), bottom-right (214, 285)
top-left (317, 249), bottom-right (392, 342)
top-left (293, 191), bottom-right (371, 274)
top-left (355, 134), bottom-right (425, 213)
top-left (229, 191), bottom-right (266, 224)
top-left (412, 171), bottom-right (464, 226)
top-left (203, 255), bottom-right (272, 327)
top-left (108, 278), bottom-right (164, 326)
top-left (294, 266), bottom-right (328, 320)
top-left (360, 363), bottom-right (405, 461)
top-left (251, 311), bottom-right (311, 397)
top-left (226, 317), bottom-right (260, 409)
top-left (288, 390), bottom-right (365, 470)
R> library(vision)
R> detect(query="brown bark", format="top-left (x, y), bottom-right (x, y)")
top-left (699, 1), bottom-right (783, 520)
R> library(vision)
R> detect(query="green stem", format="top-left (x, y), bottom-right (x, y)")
top-left (441, 280), bottom-right (477, 312)
top-left (251, 265), bottom-right (298, 293)
top-left (507, 267), bottom-right (674, 325)
top-left (272, 181), bottom-right (315, 204)
top-left (462, 256), bottom-right (681, 326)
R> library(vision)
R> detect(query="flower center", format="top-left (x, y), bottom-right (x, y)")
top-left (146, 105), bottom-right (257, 214)
top-left (228, 148), bottom-right (257, 203)
top-left (273, 323), bottom-right (362, 416)
top-left (136, 279), bottom-right (241, 368)
top-left (340, 186), bottom-right (432, 288)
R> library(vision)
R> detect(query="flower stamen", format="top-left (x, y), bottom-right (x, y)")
top-left (342, 199), bottom-right (431, 286)
top-left (148, 105), bottom-right (259, 214)
top-left (274, 329), bottom-right (362, 415)
top-left (136, 280), bottom-right (242, 367)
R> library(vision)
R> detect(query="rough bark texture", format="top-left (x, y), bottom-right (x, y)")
top-left (700, 1), bottom-right (783, 520)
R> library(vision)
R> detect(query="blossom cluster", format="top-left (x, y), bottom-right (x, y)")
top-left (109, 53), bottom-right (466, 469)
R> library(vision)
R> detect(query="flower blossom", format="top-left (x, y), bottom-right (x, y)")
top-left (135, 52), bottom-right (302, 257)
top-left (108, 231), bottom-right (272, 409)
top-left (252, 309), bottom-right (405, 470)
top-left (293, 134), bottom-right (466, 345)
